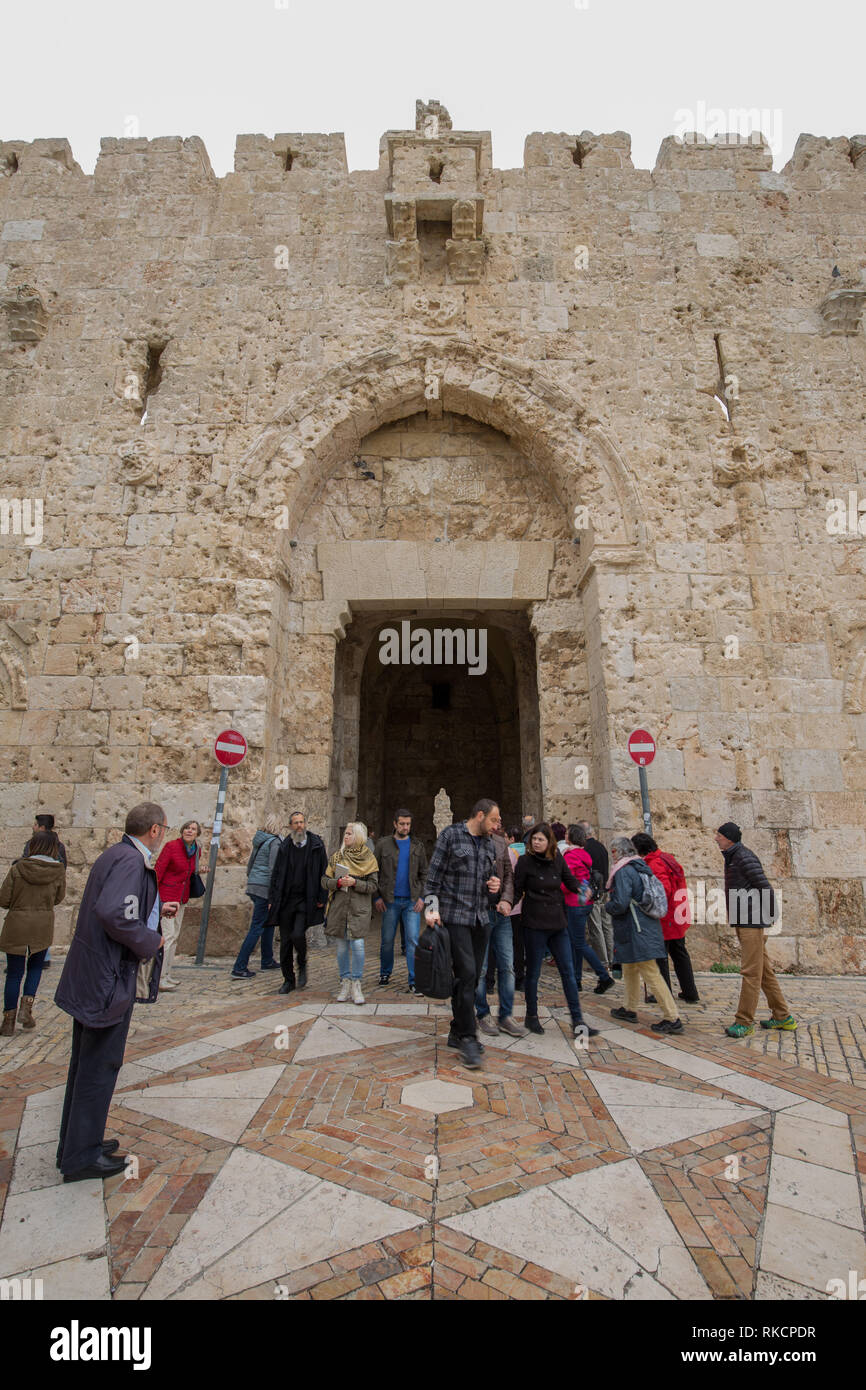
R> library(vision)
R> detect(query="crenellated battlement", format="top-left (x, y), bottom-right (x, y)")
top-left (94, 135), bottom-right (216, 190)
top-left (2, 125), bottom-right (865, 195)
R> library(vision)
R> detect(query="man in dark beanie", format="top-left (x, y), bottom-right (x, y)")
top-left (715, 823), bottom-right (796, 1038)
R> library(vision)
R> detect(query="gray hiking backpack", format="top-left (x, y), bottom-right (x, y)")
top-left (634, 862), bottom-right (668, 919)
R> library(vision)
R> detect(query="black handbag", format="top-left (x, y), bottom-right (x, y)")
top-left (189, 871), bottom-right (205, 898)
top-left (414, 922), bottom-right (453, 999)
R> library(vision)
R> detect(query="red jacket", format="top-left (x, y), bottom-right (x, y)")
top-left (561, 845), bottom-right (592, 906)
top-left (644, 849), bottom-right (690, 940)
top-left (155, 837), bottom-right (199, 906)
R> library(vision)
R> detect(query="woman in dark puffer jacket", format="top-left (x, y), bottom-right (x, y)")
top-left (512, 823), bottom-right (599, 1042)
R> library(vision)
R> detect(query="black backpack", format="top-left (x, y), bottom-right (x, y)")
top-left (414, 922), bottom-right (453, 999)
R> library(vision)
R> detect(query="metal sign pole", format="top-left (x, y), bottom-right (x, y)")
top-left (638, 763), bottom-right (653, 1004)
top-left (195, 765), bottom-right (229, 965)
top-left (638, 764), bottom-right (652, 837)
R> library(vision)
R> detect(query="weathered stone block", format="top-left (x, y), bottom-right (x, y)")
top-left (790, 830), bottom-right (866, 879)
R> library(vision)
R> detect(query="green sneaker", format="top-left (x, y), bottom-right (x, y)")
top-left (724, 1022), bottom-right (754, 1038)
top-left (760, 1015), bottom-right (797, 1031)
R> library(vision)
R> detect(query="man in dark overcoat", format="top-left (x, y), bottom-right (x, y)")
top-left (266, 811), bottom-right (327, 993)
top-left (54, 802), bottom-right (174, 1181)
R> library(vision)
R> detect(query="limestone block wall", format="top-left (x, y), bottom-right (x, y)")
top-left (1, 115), bottom-right (865, 968)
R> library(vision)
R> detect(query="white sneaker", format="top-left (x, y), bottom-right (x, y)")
top-left (337, 979), bottom-right (351, 1002)
top-left (351, 979), bottom-right (365, 1005)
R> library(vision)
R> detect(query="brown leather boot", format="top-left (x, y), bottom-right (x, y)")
top-left (19, 996), bottom-right (35, 1030)
top-left (1, 1009), bottom-right (16, 1037)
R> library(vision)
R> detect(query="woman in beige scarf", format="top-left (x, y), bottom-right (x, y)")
top-left (322, 823), bottom-right (379, 1004)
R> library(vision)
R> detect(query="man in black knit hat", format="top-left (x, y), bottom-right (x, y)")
top-left (715, 822), bottom-right (796, 1039)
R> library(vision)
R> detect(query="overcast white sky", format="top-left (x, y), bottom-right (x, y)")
top-left (3, 0), bottom-right (864, 174)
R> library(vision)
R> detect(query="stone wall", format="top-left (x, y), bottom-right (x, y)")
top-left (1, 113), bottom-right (865, 970)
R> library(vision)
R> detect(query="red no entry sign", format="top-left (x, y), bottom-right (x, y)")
top-left (214, 729), bottom-right (247, 767)
top-left (628, 729), bottom-right (656, 766)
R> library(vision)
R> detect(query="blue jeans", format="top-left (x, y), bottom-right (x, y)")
top-left (476, 908), bottom-right (515, 1020)
top-left (337, 936), bottom-right (365, 980)
top-left (566, 905), bottom-right (610, 987)
top-left (233, 895), bottom-right (277, 972)
top-left (524, 927), bottom-right (584, 1025)
top-left (4, 949), bottom-right (47, 1011)
top-left (380, 898), bottom-right (420, 985)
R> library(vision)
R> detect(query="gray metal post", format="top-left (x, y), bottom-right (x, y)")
top-left (638, 763), bottom-right (655, 1003)
top-left (638, 764), bottom-right (652, 838)
top-left (195, 765), bottom-right (229, 965)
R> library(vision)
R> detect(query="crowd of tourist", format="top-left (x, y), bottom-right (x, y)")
top-left (0, 797), bottom-right (797, 1176)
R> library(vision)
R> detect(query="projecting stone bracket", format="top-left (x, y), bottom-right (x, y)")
top-left (384, 193), bottom-right (485, 285)
top-left (385, 237), bottom-right (421, 287)
top-left (818, 286), bottom-right (866, 336)
top-left (1, 284), bottom-right (47, 343)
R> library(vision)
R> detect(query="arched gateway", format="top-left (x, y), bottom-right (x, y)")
top-left (223, 341), bottom-right (647, 866)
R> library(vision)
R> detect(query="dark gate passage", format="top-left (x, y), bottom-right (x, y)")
top-left (348, 615), bottom-right (536, 853)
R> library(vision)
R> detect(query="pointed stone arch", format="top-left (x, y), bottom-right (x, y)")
top-left (219, 339), bottom-right (652, 857)
top-left (229, 340), bottom-right (646, 571)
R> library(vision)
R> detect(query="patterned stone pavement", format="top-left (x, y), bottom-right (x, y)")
top-left (1, 944), bottom-right (864, 1301)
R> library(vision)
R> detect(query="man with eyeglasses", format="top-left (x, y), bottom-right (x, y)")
top-left (54, 802), bottom-right (174, 1183)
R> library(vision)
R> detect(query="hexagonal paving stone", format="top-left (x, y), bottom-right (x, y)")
top-left (401, 1076), bottom-right (475, 1114)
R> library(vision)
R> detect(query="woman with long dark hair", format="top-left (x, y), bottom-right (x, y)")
top-left (511, 823), bottom-right (599, 1041)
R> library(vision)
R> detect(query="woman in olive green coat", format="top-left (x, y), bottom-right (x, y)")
top-left (322, 822), bottom-right (378, 1006)
top-left (1, 830), bottom-right (66, 1035)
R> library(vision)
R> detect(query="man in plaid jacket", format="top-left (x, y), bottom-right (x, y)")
top-left (424, 798), bottom-right (502, 1069)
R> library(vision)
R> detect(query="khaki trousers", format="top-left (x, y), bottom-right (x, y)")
top-left (622, 960), bottom-right (678, 1021)
top-left (735, 927), bottom-right (789, 1026)
top-left (135, 902), bottom-right (185, 999)
top-left (160, 902), bottom-right (185, 985)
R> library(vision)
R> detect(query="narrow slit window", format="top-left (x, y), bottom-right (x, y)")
top-left (140, 341), bottom-right (166, 423)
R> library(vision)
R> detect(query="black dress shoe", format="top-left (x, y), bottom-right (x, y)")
top-left (525, 1016), bottom-right (545, 1035)
top-left (593, 976), bottom-right (615, 995)
top-left (63, 1153), bottom-right (126, 1182)
top-left (298, 966), bottom-right (307, 990)
top-left (57, 1138), bottom-right (120, 1170)
top-left (278, 980), bottom-right (296, 995)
